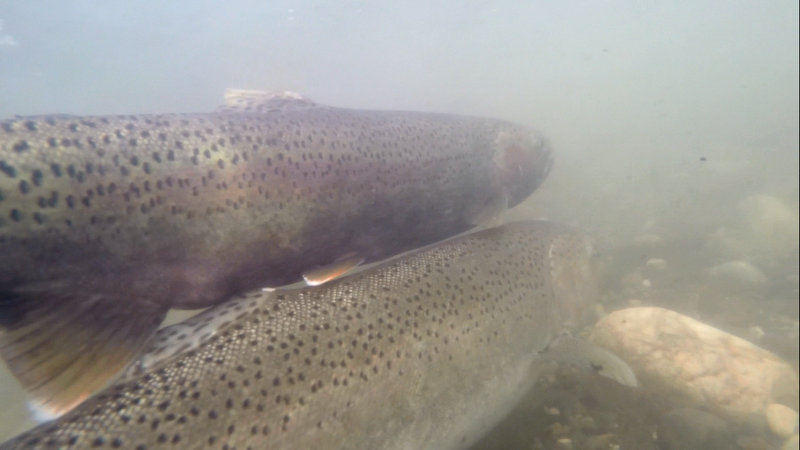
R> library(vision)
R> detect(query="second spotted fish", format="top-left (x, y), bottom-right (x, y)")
top-left (0, 90), bottom-right (552, 416)
top-left (1, 221), bottom-right (635, 450)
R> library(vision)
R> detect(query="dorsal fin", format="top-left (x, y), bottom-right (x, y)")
top-left (219, 89), bottom-right (320, 113)
top-left (120, 290), bottom-right (273, 380)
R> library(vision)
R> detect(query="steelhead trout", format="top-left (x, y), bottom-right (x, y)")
top-left (0, 221), bottom-right (603, 450)
top-left (0, 91), bottom-right (552, 416)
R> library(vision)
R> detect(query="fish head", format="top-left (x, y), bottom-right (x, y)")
top-left (492, 126), bottom-right (553, 208)
top-left (546, 227), bottom-right (599, 329)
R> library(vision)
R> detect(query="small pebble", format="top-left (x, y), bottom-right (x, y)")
top-left (556, 437), bottom-right (573, 448)
top-left (645, 258), bottom-right (667, 270)
top-left (641, 279), bottom-right (651, 288)
top-left (766, 403), bottom-right (799, 438)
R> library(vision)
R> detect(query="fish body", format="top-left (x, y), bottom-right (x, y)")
top-left (0, 220), bottom-right (597, 450)
top-left (0, 92), bottom-right (552, 415)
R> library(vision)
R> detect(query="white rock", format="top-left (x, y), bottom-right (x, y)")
top-left (766, 403), bottom-right (799, 439)
top-left (706, 260), bottom-right (768, 286)
top-left (591, 307), bottom-right (799, 420)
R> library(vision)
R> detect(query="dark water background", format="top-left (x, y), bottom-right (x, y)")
top-left (1, 1), bottom-right (797, 447)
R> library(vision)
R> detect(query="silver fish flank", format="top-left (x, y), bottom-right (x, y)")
top-left (0, 91), bottom-right (552, 416)
top-left (0, 220), bottom-right (597, 450)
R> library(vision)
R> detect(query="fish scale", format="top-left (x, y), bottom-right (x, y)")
top-left (0, 220), bottom-right (596, 450)
top-left (0, 92), bottom-right (552, 417)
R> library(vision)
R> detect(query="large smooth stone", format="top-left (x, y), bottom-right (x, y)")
top-left (591, 307), bottom-right (799, 420)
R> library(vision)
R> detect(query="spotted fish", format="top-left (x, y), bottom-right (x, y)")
top-left (0, 220), bottom-right (621, 450)
top-left (0, 91), bottom-right (553, 417)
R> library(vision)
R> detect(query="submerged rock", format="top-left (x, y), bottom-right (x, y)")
top-left (706, 260), bottom-right (768, 287)
top-left (591, 307), bottom-right (799, 421)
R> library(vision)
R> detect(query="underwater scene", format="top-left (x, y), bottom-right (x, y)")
top-left (0, 1), bottom-right (797, 449)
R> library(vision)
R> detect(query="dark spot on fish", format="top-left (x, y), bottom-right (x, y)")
top-left (18, 180), bottom-right (30, 195)
top-left (0, 161), bottom-right (17, 178)
top-left (50, 163), bottom-right (62, 177)
top-left (9, 209), bottom-right (22, 222)
top-left (91, 437), bottom-right (104, 447)
top-left (33, 212), bottom-right (44, 225)
top-left (82, 197), bottom-right (91, 207)
top-left (140, 130), bottom-right (150, 138)
top-left (68, 123), bottom-right (78, 132)
top-left (66, 165), bottom-right (77, 178)
top-left (60, 138), bottom-right (72, 147)
top-left (111, 438), bottom-right (123, 448)
top-left (31, 170), bottom-right (43, 186)
top-left (24, 121), bottom-right (37, 132)
top-left (217, 159), bottom-right (225, 169)
top-left (190, 156), bottom-right (198, 165)
top-left (46, 137), bottom-right (57, 148)
top-left (699, 156), bottom-right (707, 162)
top-left (142, 162), bottom-right (151, 174)
top-left (167, 150), bottom-right (176, 161)
top-left (108, 183), bottom-right (117, 194)
top-left (152, 152), bottom-right (162, 163)
top-left (66, 195), bottom-right (76, 208)
top-left (208, 410), bottom-right (218, 419)
top-left (120, 166), bottom-right (130, 176)
top-left (12, 140), bottom-right (29, 152)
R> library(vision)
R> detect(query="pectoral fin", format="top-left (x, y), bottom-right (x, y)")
top-left (541, 334), bottom-right (638, 387)
top-left (302, 254), bottom-right (365, 286)
top-left (469, 195), bottom-right (509, 227)
top-left (0, 284), bottom-right (167, 419)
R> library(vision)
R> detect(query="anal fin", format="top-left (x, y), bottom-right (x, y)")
top-left (0, 286), bottom-right (167, 419)
top-left (302, 253), bottom-right (365, 286)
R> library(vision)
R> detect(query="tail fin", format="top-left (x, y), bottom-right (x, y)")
top-left (0, 283), bottom-right (167, 419)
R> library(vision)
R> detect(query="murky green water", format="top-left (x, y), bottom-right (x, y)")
top-left (1, 1), bottom-right (797, 447)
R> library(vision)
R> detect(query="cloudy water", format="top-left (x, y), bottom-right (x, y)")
top-left (1, 1), bottom-right (797, 448)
